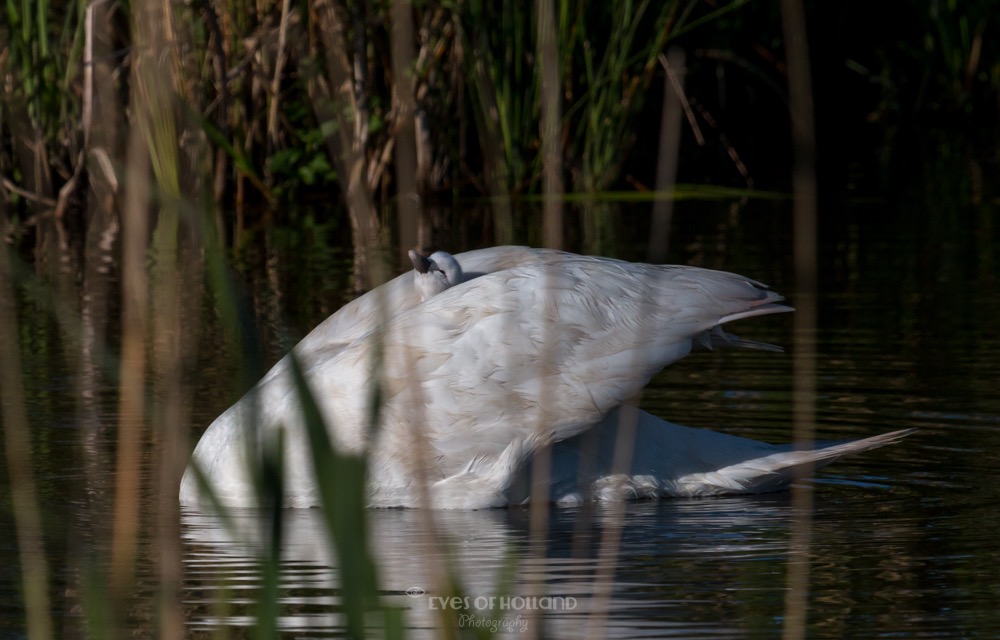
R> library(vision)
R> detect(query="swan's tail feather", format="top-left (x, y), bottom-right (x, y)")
top-left (669, 428), bottom-right (916, 497)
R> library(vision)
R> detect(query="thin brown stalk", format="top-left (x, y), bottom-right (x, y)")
top-left (74, 7), bottom-right (121, 545)
top-left (664, 53), bottom-right (704, 147)
top-left (146, 67), bottom-right (195, 634)
top-left (152, 239), bottom-right (199, 640)
top-left (389, 0), bottom-right (423, 263)
top-left (524, 4), bottom-right (563, 637)
top-left (649, 49), bottom-right (686, 263)
top-left (198, 0), bottom-right (230, 204)
top-left (367, 135), bottom-right (395, 193)
top-left (0, 208), bottom-right (54, 640)
top-left (110, 111), bottom-right (151, 610)
top-left (536, 0), bottom-right (562, 250)
top-left (780, 0), bottom-right (818, 638)
top-left (82, 3), bottom-right (95, 152)
top-left (964, 28), bottom-right (984, 91)
top-left (53, 151), bottom-right (86, 220)
top-left (311, 0), bottom-right (383, 291)
top-left (690, 101), bottom-right (752, 188)
top-left (0, 176), bottom-right (57, 207)
top-left (85, 0), bottom-right (123, 216)
top-left (584, 402), bottom-right (640, 640)
top-left (267, 0), bottom-right (293, 153)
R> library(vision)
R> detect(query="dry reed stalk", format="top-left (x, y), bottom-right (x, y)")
top-left (689, 100), bottom-right (752, 189)
top-left (582, 401), bottom-right (639, 640)
top-left (524, 4), bottom-right (562, 637)
top-left (584, 48), bottom-right (691, 640)
top-left (82, 3), bottom-right (95, 153)
top-left (76, 193), bottom-right (118, 560)
top-left (199, 0), bottom-right (230, 206)
top-left (109, 123), bottom-right (150, 611)
top-left (537, 0), bottom-right (562, 250)
top-left (0, 177), bottom-right (56, 207)
top-left (151, 242), bottom-right (199, 640)
top-left (649, 49), bottom-right (686, 263)
top-left (146, 0), bottom-right (210, 612)
top-left (390, 0), bottom-right (425, 263)
top-left (0, 208), bottom-right (54, 640)
top-left (82, 0), bottom-right (125, 215)
top-left (83, 0), bottom-right (123, 214)
top-left (53, 151), bottom-right (85, 221)
top-left (75, 9), bottom-right (123, 615)
top-left (148, 160), bottom-right (197, 640)
top-left (266, 0), bottom-right (292, 154)
top-left (109, 0), bottom-right (186, 605)
top-left (525, 301), bottom-right (559, 640)
top-left (114, 2), bottom-right (196, 632)
top-left (310, 0), bottom-right (383, 291)
top-left (780, 0), bottom-right (818, 638)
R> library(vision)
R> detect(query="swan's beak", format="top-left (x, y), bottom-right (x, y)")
top-left (408, 249), bottom-right (431, 274)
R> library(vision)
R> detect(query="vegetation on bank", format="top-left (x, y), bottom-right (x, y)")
top-left (2, 0), bottom-right (997, 246)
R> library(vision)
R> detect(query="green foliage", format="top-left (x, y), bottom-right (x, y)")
top-left (2, 0), bottom-right (999, 232)
top-left (831, 0), bottom-right (999, 121)
top-left (1, 0), bottom-right (86, 149)
top-left (461, 0), bottom-right (540, 196)
top-left (267, 111), bottom-right (337, 198)
top-left (564, 0), bottom-right (675, 191)
top-left (458, 0), bottom-right (759, 194)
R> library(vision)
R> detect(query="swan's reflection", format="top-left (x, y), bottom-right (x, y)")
top-left (182, 495), bottom-right (798, 637)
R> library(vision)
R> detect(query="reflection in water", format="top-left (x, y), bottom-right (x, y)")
top-left (182, 498), bottom-right (806, 638)
top-left (181, 478), bottom-right (981, 639)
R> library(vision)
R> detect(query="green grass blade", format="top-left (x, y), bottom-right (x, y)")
top-left (289, 353), bottom-right (380, 639)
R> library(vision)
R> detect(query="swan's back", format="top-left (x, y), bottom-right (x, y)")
top-left (295, 246), bottom-right (567, 354)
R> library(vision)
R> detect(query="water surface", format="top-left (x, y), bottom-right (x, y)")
top-left (2, 196), bottom-right (999, 638)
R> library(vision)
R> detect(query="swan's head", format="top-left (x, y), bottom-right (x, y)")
top-left (409, 249), bottom-right (464, 301)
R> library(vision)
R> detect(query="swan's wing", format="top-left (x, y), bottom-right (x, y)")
top-left (358, 258), bottom-right (790, 478)
top-left (292, 246), bottom-right (787, 359)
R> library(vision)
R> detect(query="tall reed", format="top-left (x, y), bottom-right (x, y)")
top-left (0, 207), bottom-right (53, 640)
top-left (780, 0), bottom-right (818, 638)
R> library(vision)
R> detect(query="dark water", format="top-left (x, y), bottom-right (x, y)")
top-left (3, 193), bottom-right (1000, 638)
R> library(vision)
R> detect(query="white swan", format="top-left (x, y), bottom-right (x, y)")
top-left (180, 247), bottom-right (911, 509)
